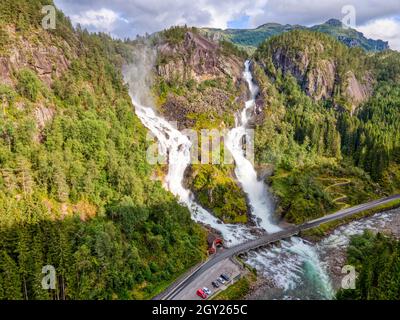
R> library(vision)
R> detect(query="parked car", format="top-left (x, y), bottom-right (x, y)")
top-left (221, 273), bottom-right (230, 281)
top-left (196, 289), bottom-right (207, 299)
top-left (212, 281), bottom-right (219, 288)
top-left (203, 287), bottom-right (212, 296)
top-left (217, 277), bottom-right (226, 285)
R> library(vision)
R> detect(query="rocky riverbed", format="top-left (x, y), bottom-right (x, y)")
top-left (244, 207), bottom-right (400, 300)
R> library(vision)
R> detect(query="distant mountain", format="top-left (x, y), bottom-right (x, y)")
top-left (310, 19), bottom-right (389, 51)
top-left (200, 19), bottom-right (389, 52)
top-left (201, 23), bottom-right (305, 50)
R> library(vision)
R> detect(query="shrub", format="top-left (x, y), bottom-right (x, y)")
top-left (16, 69), bottom-right (42, 101)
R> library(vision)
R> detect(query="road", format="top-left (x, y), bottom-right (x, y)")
top-left (172, 258), bottom-right (242, 300)
top-left (156, 194), bottom-right (400, 300)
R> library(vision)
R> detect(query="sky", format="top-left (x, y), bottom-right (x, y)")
top-left (54, 0), bottom-right (400, 50)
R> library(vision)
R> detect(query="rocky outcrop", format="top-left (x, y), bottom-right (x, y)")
top-left (156, 31), bottom-right (243, 83)
top-left (152, 30), bottom-right (250, 224)
top-left (0, 24), bottom-right (74, 87)
top-left (269, 43), bottom-right (373, 108)
top-left (154, 30), bottom-right (247, 129)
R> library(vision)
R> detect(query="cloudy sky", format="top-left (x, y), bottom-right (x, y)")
top-left (54, 0), bottom-right (400, 50)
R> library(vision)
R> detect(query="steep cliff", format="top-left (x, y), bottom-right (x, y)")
top-left (252, 30), bottom-right (400, 224)
top-left (153, 27), bottom-right (248, 129)
top-left (201, 18), bottom-right (389, 52)
top-left (255, 30), bottom-right (374, 111)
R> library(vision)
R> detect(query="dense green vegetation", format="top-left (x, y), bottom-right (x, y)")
top-left (0, 0), bottom-right (206, 299)
top-left (189, 165), bottom-right (248, 224)
top-left (218, 40), bottom-right (248, 60)
top-left (253, 31), bottom-right (400, 223)
top-left (338, 54), bottom-right (400, 181)
top-left (337, 231), bottom-right (400, 300)
top-left (153, 72), bottom-right (249, 224)
top-left (310, 19), bottom-right (389, 52)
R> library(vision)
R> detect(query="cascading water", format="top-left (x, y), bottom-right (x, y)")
top-left (225, 60), bottom-right (281, 233)
top-left (123, 49), bottom-right (352, 299)
top-left (123, 48), bottom-right (256, 246)
top-left (227, 60), bottom-right (334, 299)
top-left (247, 208), bottom-right (399, 299)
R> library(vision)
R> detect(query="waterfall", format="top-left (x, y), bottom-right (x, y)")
top-left (123, 51), bottom-right (333, 298)
top-left (225, 60), bottom-right (281, 233)
top-left (123, 48), bottom-right (255, 246)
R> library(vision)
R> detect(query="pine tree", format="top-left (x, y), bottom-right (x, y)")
top-left (0, 251), bottom-right (23, 299)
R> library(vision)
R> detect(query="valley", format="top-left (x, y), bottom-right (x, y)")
top-left (1, 0), bottom-right (400, 301)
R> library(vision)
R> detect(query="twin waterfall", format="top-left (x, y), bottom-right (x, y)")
top-left (124, 55), bottom-right (334, 299)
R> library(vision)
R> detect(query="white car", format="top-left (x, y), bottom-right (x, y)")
top-left (203, 287), bottom-right (212, 295)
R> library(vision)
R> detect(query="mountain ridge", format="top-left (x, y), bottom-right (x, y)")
top-left (200, 18), bottom-right (389, 52)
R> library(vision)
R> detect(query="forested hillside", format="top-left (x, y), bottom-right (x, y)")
top-left (0, 0), bottom-right (206, 299)
top-left (337, 231), bottom-right (400, 300)
top-left (1, 0), bottom-right (399, 302)
top-left (253, 30), bottom-right (400, 224)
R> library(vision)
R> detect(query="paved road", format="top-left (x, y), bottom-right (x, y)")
top-left (172, 258), bottom-right (242, 300)
top-left (156, 194), bottom-right (400, 300)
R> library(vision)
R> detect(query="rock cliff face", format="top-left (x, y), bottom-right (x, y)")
top-left (153, 30), bottom-right (248, 129)
top-left (0, 24), bottom-right (74, 86)
top-left (156, 31), bottom-right (243, 83)
top-left (262, 31), bottom-right (373, 109)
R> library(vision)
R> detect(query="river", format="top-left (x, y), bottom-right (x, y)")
top-left (246, 207), bottom-right (400, 299)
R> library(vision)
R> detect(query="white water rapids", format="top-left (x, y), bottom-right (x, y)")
top-left (123, 50), bottom-right (395, 300)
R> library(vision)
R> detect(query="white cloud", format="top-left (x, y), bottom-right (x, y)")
top-left (70, 8), bottom-right (120, 33)
top-left (248, 0), bottom-right (400, 27)
top-left (358, 18), bottom-right (400, 51)
top-left (55, 0), bottom-right (400, 41)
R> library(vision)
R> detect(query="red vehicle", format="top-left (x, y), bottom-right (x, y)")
top-left (196, 289), bottom-right (207, 299)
